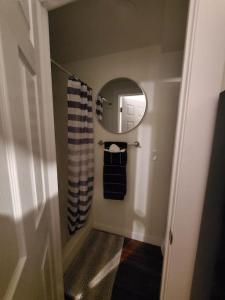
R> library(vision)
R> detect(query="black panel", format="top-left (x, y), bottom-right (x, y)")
top-left (191, 91), bottom-right (225, 300)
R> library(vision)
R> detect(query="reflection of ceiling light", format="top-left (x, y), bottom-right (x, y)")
top-left (89, 250), bottom-right (122, 288)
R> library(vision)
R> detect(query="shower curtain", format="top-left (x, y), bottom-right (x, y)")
top-left (67, 77), bottom-right (94, 234)
top-left (96, 95), bottom-right (103, 121)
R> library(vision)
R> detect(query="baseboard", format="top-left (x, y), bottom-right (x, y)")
top-left (93, 222), bottom-right (163, 247)
top-left (62, 222), bottom-right (92, 272)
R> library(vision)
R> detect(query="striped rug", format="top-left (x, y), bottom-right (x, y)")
top-left (64, 230), bottom-right (124, 300)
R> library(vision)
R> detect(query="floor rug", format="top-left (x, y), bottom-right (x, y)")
top-left (64, 229), bottom-right (124, 300)
top-left (111, 238), bottom-right (163, 300)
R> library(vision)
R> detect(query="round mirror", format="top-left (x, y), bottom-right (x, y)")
top-left (96, 78), bottom-right (147, 133)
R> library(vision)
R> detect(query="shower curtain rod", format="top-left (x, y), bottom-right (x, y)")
top-left (51, 58), bottom-right (78, 79)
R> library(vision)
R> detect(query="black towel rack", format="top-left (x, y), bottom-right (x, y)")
top-left (97, 140), bottom-right (140, 148)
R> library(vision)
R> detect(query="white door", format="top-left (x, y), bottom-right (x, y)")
top-left (120, 94), bottom-right (146, 132)
top-left (160, 0), bottom-right (225, 299)
top-left (0, 1), bottom-right (63, 299)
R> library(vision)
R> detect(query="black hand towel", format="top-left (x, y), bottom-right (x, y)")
top-left (103, 142), bottom-right (127, 200)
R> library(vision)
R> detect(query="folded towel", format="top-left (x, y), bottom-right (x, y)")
top-left (103, 142), bottom-right (127, 200)
top-left (104, 144), bottom-right (126, 153)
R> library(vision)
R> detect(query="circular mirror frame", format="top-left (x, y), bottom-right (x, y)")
top-left (95, 77), bottom-right (148, 134)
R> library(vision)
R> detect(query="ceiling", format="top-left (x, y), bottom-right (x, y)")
top-left (49, 0), bottom-right (188, 63)
top-left (43, 0), bottom-right (78, 10)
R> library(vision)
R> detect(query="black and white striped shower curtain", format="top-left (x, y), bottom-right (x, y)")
top-left (96, 95), bottom-right (103, 121)
top-left (67, 77), bottom-right (94, 234)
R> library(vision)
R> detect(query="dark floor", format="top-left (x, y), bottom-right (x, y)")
top-left (111, 238), bottom-right (163, 300)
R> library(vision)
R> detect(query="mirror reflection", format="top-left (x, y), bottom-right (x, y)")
top-left (96, 78), bottom-right (147, 133)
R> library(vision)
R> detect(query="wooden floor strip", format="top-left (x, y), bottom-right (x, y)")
top-left (64, 230), bottom-right (124, 300)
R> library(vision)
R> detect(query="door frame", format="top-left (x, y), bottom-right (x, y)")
top-left (42, 0), bottom-right (225, 299)
top-left (38, 3), bottom-right (64, 299)
top-left (117, 93), bottom-right (145, 132)
top-left (161, 0), bottom-right (225, 299)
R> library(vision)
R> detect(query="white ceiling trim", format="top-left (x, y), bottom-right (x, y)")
top-left (42, 0), bottom-right (79, 11)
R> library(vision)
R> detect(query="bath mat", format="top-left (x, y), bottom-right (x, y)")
top-left (64, 229), bottom-right (124, 300)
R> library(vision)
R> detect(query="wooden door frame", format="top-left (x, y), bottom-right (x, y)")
top-left (161, 0), bottom-right (225, 299)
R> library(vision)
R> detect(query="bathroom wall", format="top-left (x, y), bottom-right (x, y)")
top-left (49, 0), bottom-right (188, 253)
top-left (59, 45), bottom-right (183, 246)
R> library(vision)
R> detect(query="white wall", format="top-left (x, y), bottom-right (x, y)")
top-left (64, 46), bottom-right (183, 246)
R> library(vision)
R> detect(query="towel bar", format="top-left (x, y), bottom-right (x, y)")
top-left (98, 140), bottom-right (140, 148)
